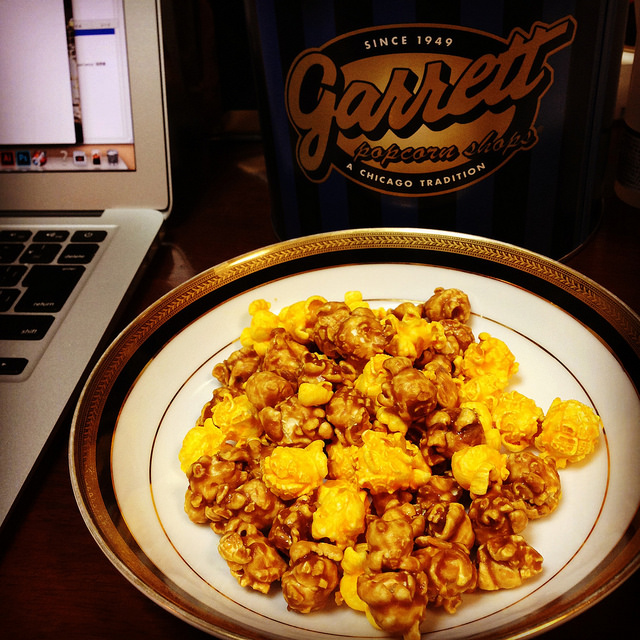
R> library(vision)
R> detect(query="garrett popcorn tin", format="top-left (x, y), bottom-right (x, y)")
top-left (244, 0), bottom-right (628, 258)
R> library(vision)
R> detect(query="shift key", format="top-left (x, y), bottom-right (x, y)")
top-left (15, 265), bottom-right (85, 313)
top-left (0, 315), bottom-right (55, 340)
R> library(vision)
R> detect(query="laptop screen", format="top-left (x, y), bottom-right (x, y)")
top-left (0, 0), bottom-right (170, 214)
top-left (0, 0), bottom-right (135, 173)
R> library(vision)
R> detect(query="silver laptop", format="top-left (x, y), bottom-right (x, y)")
top-left (0, 0), bottom-right (172, 527)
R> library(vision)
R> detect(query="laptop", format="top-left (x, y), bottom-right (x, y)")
top-left (0, 0), bottom-right (172, 528)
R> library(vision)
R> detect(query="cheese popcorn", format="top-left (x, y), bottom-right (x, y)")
top-left (312, 479), bottom-right (368, 547)
top-left (278, 295), bottom-right (327, 343)
top-left (297, 380), bottom-right (334, 406)
top-left (384, 312), bottom-right (447, 360)
top-left (458, 372), bottom-right (507, 410)
top-left (451, 444), bottom-right (509, 495)
top-left (240, 299), bottom-right (281, 355)
top-left (462, 332), bottom-right (519, 384)
top-left (344, 290), bottom-right (370, 311)
top-left (534, 398), bottom-right (602, 468)
top-left (354, 353), bottom-right (392, 404)
top-left (356, 430), bottom-right (431, 494)
top-left (211, 390), bottom-right (263, 442)
top-left (262, 440), bottom-right (328, 500)
top-left (338, 544), bottom-right (369, 612)
top-left (492, 391), bottom-right (544, 452)
top-left (178, 417), bottom-right (224, 474)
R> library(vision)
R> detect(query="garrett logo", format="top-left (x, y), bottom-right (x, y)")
top-left (285, 18), bottom-right (576, 196)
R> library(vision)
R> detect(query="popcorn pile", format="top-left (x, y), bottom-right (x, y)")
top-left (179, 288), bottom-right (602, 640)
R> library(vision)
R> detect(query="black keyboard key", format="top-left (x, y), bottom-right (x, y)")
top-left (15, 265), bottom-right (85, 312)
top-left (0, 357), bottom-right (29, 375)
top-left (71, 229), bottom-right (107, 242)
top-left (0, 315), bottom-right (55, 340)
top-left (0, 288), bottom-right (20, 311)
top-left (59, 243), bottom-right (99, 264)
top-left (0, 230), bottom-right (32, 242)
top-left (34, 230), bottom-right (69, 242)
top-left (0, 265), bottom-right (27, 286)
top-left (20, 243), bottom-right (62, 264)
top-left (0, 243), bottom-right (25, 263)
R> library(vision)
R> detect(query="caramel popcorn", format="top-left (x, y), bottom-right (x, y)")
top-left (281, 541), bottom-right (342, 613)
top-left (502, 451), bottom-right (561, 519)
top-left (355, 430), bottom-right (431, 494)
top-left (179, 287), bottom-right (603, 640)
top-left (357, 570), bottom-right (428, 640)
top-left (414, 537), bottom-right (477, 613)
top-left (218, 521), bottom-right (287, 593)
top-left (476, 534), bottom-right (543, 590)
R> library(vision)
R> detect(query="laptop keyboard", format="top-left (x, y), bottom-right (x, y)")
top-left (0, 227), bottom-right (109, 376)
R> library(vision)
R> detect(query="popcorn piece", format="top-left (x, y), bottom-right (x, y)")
top-left (278, 295), bottom-right (327, 343)
top-left (414, 538), bottom-right (477, 613)
top-left (312, 301), bottom-right (352, 359)
top-left (268, 493), bottom-right (315, 552)
top-left (356, 430), bottom-right (431, 494)
top-left (366, 515), bottom-right (420, 572)
top-left (468, 487), bottom-right (528, 545)
top-left (240, 299), bottom-right (281, 355)
top-left (424, 287), bottom-right (471, 323)
top-left (357, 570), bottom-right (428, 640)
top-left (492, 391), bottom-right (543, 452)
top-left (244, 370), bottom-right (294, 411)
top-left (460, 401), bottom-right (502, 450)
top-left (211, 390), bottom-right (263, 442)
top-left (338, 544), bottom-right (369, 612)
top-left (179, 417), bottom-right (224, 474)
top-left (335, 306), bottom-right (386, 366)
top-left (344, 290), bottom-right (370, 311)
top-left (415, 475), bottom-right (464, 513)
top-left (502, 451), bottom-right (561, 519)
top-left (218, 522), bottom-right (287, 593)
top-left (462, 332), bottom-right (519, 382)
top-left (423, 501), bottom-right (475, 551)
top-left (312, 479), bottom-right (368, 548)
top-left (209, 478), bottom-right (284, 534)
top-left (259, 395), bottom-right (331, 446)
top-left (476, 534), bottom-right (543, 590)
top-left (326, 386), bottom-right (372, 446)
top-left (376, 357), bottom-right (438, 430)
top-left (534, 398), bottom-right (602, 468)
top-left (184, 454), bottom-right (248, 524)
top-left (458, 372), bottom-right (507, 411)
top-left (282, 541), bottom-right (342, 613)
top-left (326, 440), bottom-right (358, 483)
top-left (451, 444), bottom-right (509, 495)
top-left (262, 328), bottom-right (310, 382)
top-left (354, 353), bottom-right (392, 406)
top-left (212, 346), bottom-right (261, 392)
top-left (383, 311), bottom-right (448, 361)
top-left (419, 407), bottom-right (487, 466)
top-left (297, 380), bottom-right (334, 406)
top-left (261, 440), bottom-right (328, 500)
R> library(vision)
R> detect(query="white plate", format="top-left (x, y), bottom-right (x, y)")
top-left (69, 229), bottom-right (640, 640)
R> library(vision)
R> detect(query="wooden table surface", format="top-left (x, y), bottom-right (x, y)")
top-left (1, 139), bottom-right (639, 639)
